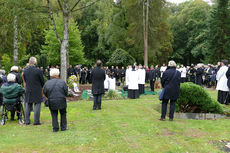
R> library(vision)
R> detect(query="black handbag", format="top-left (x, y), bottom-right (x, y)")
top-left (44, 80), bottom-right (58, 107)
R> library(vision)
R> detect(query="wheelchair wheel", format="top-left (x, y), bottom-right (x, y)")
top-left (0, 106), bottom-right (5, 125)
top-left (18, 103), bottom-right (25, 125)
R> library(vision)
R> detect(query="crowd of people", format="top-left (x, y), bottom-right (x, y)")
top-left (0, 57), bottom-right (230, 129)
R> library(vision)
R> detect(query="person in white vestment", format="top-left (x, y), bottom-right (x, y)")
top-left (160, 64), bottom-right (167, 78)
top-left (180, 65), bottom-right (187, 83)
top-left (216, 60), bottom-right (229, 104)
top-left (138, 64), bottom-right (146, 94)
top-left (104, 70), bottom-right (109, 92)
top-left (127, 65), bottom-right (139, 99)
top-left (108, 73), bottom-right (116, 90)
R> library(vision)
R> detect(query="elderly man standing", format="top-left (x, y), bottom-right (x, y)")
top-left (44, 68), bottom-right (68, 132)
top-left (91, 60), bottom-right (105, 110)
top-left (216, 60), bottom-right (229, 104)
top-left (23, 57), bottom-right (44, 125)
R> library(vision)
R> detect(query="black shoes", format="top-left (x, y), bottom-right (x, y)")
top-left (33, 122), bottom-right (42, 125)
top-left (159, 118), bottom-right (166, 121)
top-left (53, 129), bottom-right (59, 133)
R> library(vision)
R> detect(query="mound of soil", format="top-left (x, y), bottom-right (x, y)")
top-left (67, 85), bottom-right (91, 102)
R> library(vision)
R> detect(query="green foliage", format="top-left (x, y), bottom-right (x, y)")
top-left (206, 0), bottom-right (230, 63)
top-left (106, 48), bottom-right (135, 67)
top-left (169, 0), bottom-right (211, 65)
top-left (177, 82), bottom-right (223, 114)
top-left (1, 54), bottom-right (13, 72)
top-left (41, 16), bottom-right (85, 66)
top-left (104, 90), bottom-right (122, 100)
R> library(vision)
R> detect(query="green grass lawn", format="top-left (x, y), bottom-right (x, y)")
top-left (0, 89), bottom-right (230, 153)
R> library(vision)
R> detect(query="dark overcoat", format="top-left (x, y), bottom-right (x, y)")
top-left (23, 66), bottom-right (45, 103)
top-left (91, 66), bottom-right (105, 95)
top-left (196, 68), bottom-right (204, 85)
top-left (149, 69), bottom-right (156, 80)
top-left (226, 67), bottom-right (230, 88)
top-left (161, 67), bottom-right (181, 100)
top-left (43, 78), bottom-right (68, 110)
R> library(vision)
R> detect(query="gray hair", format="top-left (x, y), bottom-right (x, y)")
top-left (7, 73), bottom-right (16, 82)
top-left (29, 57), bottom-right (37, 65)
top-left (11, 66), bottom-right (19, 72)
top-left (168, 60), bottom-right (177, 67)
top-left (50, 68), bottom-right (60, 77)
top-left (0, 69), bottom-right (6, 75)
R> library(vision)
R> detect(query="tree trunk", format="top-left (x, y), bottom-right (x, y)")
top-left (13, 15), bottom-right (18, 65)
top-left (60, 1), bottom-right (69, 82)
top-left (144, 0), bottom-right (149, 67)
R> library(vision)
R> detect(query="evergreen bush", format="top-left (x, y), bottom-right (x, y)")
top-left (176, 83), bottom-right (223, 114)
top-left (104, 90), bottom-right (122, 100)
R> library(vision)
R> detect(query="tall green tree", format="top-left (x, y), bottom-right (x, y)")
top-left (207, 0), bottom-right (230, 62)
top-left (41, 17), bottom-right (85, 66)
top-left (169, 0), bottom-right (210, 65)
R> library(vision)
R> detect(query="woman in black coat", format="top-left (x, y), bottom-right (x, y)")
top-left (43, 68), bottom-right (68, 132)
top-left (160, 60), bottom-right (181, 121)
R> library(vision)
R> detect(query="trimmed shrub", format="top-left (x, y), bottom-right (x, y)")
top-left (104, 90), bottom-right (122, 100)
top-left (176, 82), bottom-right (223, 114)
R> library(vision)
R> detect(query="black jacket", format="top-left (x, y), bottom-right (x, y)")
top-left (226, 67), bottom-right (230, 88)
top-left (43, 78), bottom-right (68, 110)
top-left (23, 66), bottom-right (45, 103)
top-left (161, 67), bottom-right (181, 100)
top-left (91, 67), bottom-right (105, 95)
top-left (149, 69), bottom-right (156, 80)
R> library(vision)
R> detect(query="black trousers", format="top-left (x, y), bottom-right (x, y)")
top-left (150, 80), bottom-right (155, 91)
top-left (50, 108), bottom-right (67, 131)
top-left (93, 94), bottom-right (102, 110)
top-left (218, 90), bottom-right (229, 104)
top-left (161, 99), bottom-right (176, 119)
top-left (181, 78), bottom-right (186, 83)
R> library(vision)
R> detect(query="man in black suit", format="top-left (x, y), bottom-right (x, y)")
top-left (91, 60), bottom-right (105, 110)
top-left (149, 66), bottom-right (156, 92)
top-left (23, 57), bottom-right (45, 125)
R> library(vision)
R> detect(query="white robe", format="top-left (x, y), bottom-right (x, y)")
top-left (180, 67), bottom-right (187, 78)
top-left (138, 69), bottom-right (146, 85)
top-left (125, 68), bottom-right (131, 86)
top-left (160, 66), bottom-right (167, 77)
top-left (108, 78), bottom-right (116, 90)
top-left (216, 66), bottom-right (229, 92)
top-left (127, 70), bottom-right (139, 90)
top-left (104, 74), bottom-right (109, 89)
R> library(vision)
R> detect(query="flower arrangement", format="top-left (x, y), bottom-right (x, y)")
top-left (67, 75), bottom-right (79, 89)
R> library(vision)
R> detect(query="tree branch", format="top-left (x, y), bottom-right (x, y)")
top-left (72, 0), bottom-right (99, 12)
top-left (47, 0), bottom-right (61, 44)
top-left (70, 0), bottom-right (81, 12)
top-left (57, 0), bottom-right (64, 12)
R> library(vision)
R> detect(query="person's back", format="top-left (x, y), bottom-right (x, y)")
top-left (23, 57), bottom-right (44, 125)
top-left (44, 78), bottom-right (68, 110)
top-left (0, 82), bottom-right (24, 104)
top-left (108, 77), bottom-right (116, 90)
top-left (91, 60), bottom-right (105, 110)
top-left (91, 67), bottom-right (105, 95)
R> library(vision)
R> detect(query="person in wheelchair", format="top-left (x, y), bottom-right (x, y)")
top-left (0, 73), bottom-right (25, 125)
